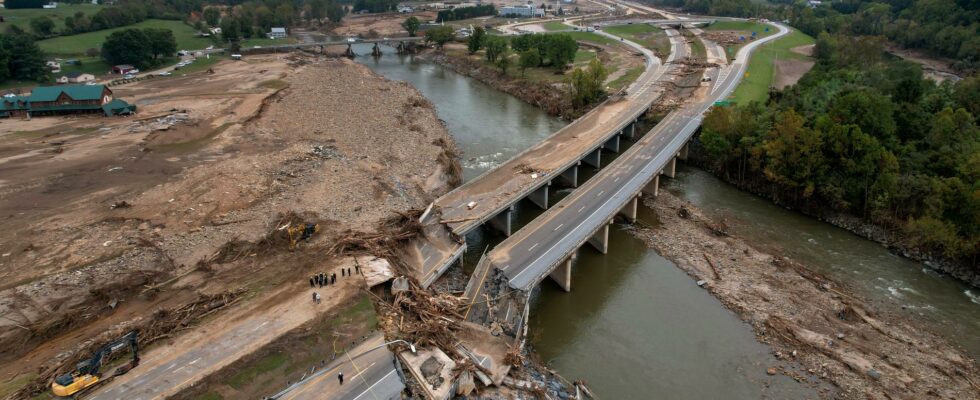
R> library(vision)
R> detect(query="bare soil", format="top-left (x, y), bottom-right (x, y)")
top-left (0, 54), bottom-right (460, 398)
top-left (629, 191), bottom-right (980, 400)
top-left (773, 58), bottom-right (815, 89)
top-left (333, 11), bottom-right (437, 37)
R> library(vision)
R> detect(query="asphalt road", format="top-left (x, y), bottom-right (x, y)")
top-left (491, 22), bottom-right (791, 290)
top-left (273, 333), bottom-right (404, 400)
top-left (432, 16), bottom-right (679, 237)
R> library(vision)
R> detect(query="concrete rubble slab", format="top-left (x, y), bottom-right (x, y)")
top-left (399, 347), bottom-right (457, 400)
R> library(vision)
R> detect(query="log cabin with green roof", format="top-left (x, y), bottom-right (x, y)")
top-left (1, 84), bottom-right (136, 118)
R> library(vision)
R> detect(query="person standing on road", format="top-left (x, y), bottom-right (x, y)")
top-left (312, 292), bottom-right (317, 303)
top-left (338, 372), bottom-right (344, 385)
top-left (331, 273), bottom-right (336, 284)
top-left (309, 276), bottom-right (315, 288)
top-left (314, 292), bottom-right (321, 304)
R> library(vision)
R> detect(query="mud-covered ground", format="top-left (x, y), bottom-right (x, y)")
top-left (628, 191), bottom-right (980, 399)
top-left (0, 54), bottom-right (460, 398)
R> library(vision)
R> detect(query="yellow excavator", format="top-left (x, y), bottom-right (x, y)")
top-left (51, 331), bottom-right (139, 397)
top-left (286, 222), bottom-right (320, 250)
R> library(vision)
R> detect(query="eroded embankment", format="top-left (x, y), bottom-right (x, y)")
top-left (0, 55), bottom-right (461, 399)
top-left (627, 191), bottom-right (979, 399)
top-left (684, 142), bottom-right (980, 288)
top-left (420, 51), bottom-right (575, 119)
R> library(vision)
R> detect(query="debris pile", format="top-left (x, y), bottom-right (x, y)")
top-left (310, 144), bottom-right (340, 159)
top-left (13, 288), bottom-right (247, 399)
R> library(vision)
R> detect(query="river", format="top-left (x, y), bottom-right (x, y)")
top-left (355, 47), bottom-right (978, 397)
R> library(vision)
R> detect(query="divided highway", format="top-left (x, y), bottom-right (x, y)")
top-left (489, 22), bottom-right (790, 290)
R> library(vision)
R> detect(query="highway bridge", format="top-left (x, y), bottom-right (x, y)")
top-left (406, 23), bottom-right (692, 287)
top-left (195, 36), bottom-right (425, 55)
top-left (460, 22), bottom-right (790, 338)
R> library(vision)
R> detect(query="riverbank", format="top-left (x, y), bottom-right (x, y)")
top-left (0, 55), bottom-right (463, 398)
top-left (628, 190), bottom-right (980, 399)
top-left (685, 142), bottom-right (980, 288)
top-left (419, 49), bottom-right (576, 119)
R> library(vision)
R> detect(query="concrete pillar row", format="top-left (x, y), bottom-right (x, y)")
top-left (558, 162), bottom-right (579, 188)
top-left (528, 181), bottom-right (551, 210)
top-left (618, 196), bottom-right (638, 222)
top-left (623, 121), bottom-right (636, 140)
top-left (604, 135), bottom-right (620, 153)
top-left (587, 221), bottom-right (611, 254)
top-left (642, 175), bottom-right (660, 197)
top-left (488, 205), bottom-right (514, 236)
top-left (678, 142), bottom-right (689, 160)
top-left (663, 157), bottom-right (676, 178)
top-left (548, 253), bottom-right (575, 292)
top-left (583, 148), bottom-right (602, 169)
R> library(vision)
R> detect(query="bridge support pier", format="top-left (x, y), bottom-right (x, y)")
top-left (372, 43), bottom-right (383, 57)
top-left (528, 181), bottom-right (550, 210)
top-left (678, 142), bottom-right (689, 160)
top-left (558, 163), bottom-right (578, 187)
top-left (548, 254), bottom-right (575, 292)
top-left (344, 44), bottom-right (356, 58)
top-left (587, 221), bottom-right (610, 254)
top-left (663, 157), bottom-right (676, 178)
top-left (618, 196), bottom-right (638, 222)
top-left (489, 205), bottom-right (514, 236)
top-left (582, 148), bottom-right (601, 169)
top-left (642, 175), bottom-right (660, 197)
top-left (622, 121), bottom-right (637, 140)
top-left (603, 135), bottom-right (620, 153)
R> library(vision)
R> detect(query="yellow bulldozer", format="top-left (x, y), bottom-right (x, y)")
top-left (51, 330), bottom-right (139, 397)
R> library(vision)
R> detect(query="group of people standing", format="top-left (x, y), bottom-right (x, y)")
top-left (310, 264), bottom-right (362, 304)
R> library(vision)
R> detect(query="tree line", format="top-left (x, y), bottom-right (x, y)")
top-left (698, 33), bottom-right (979, 265)
top-left (436, 5), bottom-right (496, 22)
top-left (208, 0), bottom-right (345, 45)
top-left (101, 28), bottom-right (177, 68)
top-left (22, 0), bottom-right (196, 39)
top-left (0, 31), bottom-right (48, 83)
top-left (352, 0), bottom-right (398, 13)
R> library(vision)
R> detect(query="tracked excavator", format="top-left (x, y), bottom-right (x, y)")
top-left (51, 330), bottom-right (139, 397)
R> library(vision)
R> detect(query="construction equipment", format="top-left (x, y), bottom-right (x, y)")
top-left (287, 222), bottom-right (320, 250)
top-left (51, 331), bottom-right (140, 397)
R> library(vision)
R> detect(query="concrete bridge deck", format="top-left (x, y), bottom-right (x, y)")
top-left (408, 26), bottom-right (690, 287)
top-left (462, 22), bottom-right (790, 326)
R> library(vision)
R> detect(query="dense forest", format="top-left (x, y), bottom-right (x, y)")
top-left (698, 34), bottom-right (978, 267)
top-left (436, 5), bottom-right (496, 22)
top-left (643, 0), bottom-right (979, 70)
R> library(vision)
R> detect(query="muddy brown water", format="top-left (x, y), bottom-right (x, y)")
top-left (357, 48), bottom-right (977, 397)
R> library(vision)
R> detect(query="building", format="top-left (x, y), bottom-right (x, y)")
top-left (268, 27), bottom-right (287, 39)
top-left (111, 64), bottom-right (137, 74)
top-left (57, 72), bottom-right (96, 84)
top-left (0, 84), bottom-right (135, 118)
top-left (42, 2), bottom-right (57, 8)
top-left (46, 61), bottom-right (61, 73)
top-left (397, 5), bottom-right (414, 12)
top-left (500, 4), bottom-right (543, 17)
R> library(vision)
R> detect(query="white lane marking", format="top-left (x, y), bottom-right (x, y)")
top-left (528, 243), bottom-right (539, 251)
top-left (351, 370), bottom-right (398, 400)
top-left (578, 206), bottom-right (586, 213)
top-left (554, 223), bottom-right (564, 231)
top-left (189, 357), bottom-right (201, 365)
top-left (423, 255), bottom-right (432, 264)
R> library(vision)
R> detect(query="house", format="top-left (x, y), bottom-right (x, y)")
top-left (65, 72), bottom-right (95, 83)
top-left (807, 0), bottom-right (822, 6)
top-left (267, 27), bottom-right (287, 39)
top-left (397, 5), bottom-right (414, 12)
top-left (46, 61), bottom-right (61, 73)
top-left (209, 27), bottom-right (222, 35)
top-left (0, 84), bottom-right (136, 118)
top-left (111, 64), bottom-right (137, 74)
top-left (500, 4), bottom-right (542, 17)
top-left (42, 2), bottom-right (57, 8)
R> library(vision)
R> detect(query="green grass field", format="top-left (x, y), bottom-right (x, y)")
top-left (57, 57), bottom-right (112, 77)
top-left (38, 19), bottom-right (214, 56)
top-left (602, 24), bottom-right (670, 59)
top-left (608, 65), bottom-right (643, 90)
top-left (705, 20), bottom-right (776, 58)
top-left (729, 27), bottom-right (815, 104)
top-left (239, 37), bottom-right (298, 48)
top-left (557, 31), bottom-right (617, 46)
top-left (542, 21), bottom-right (568, 31)
top-left (0, 4), bottom-right (102, 33)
